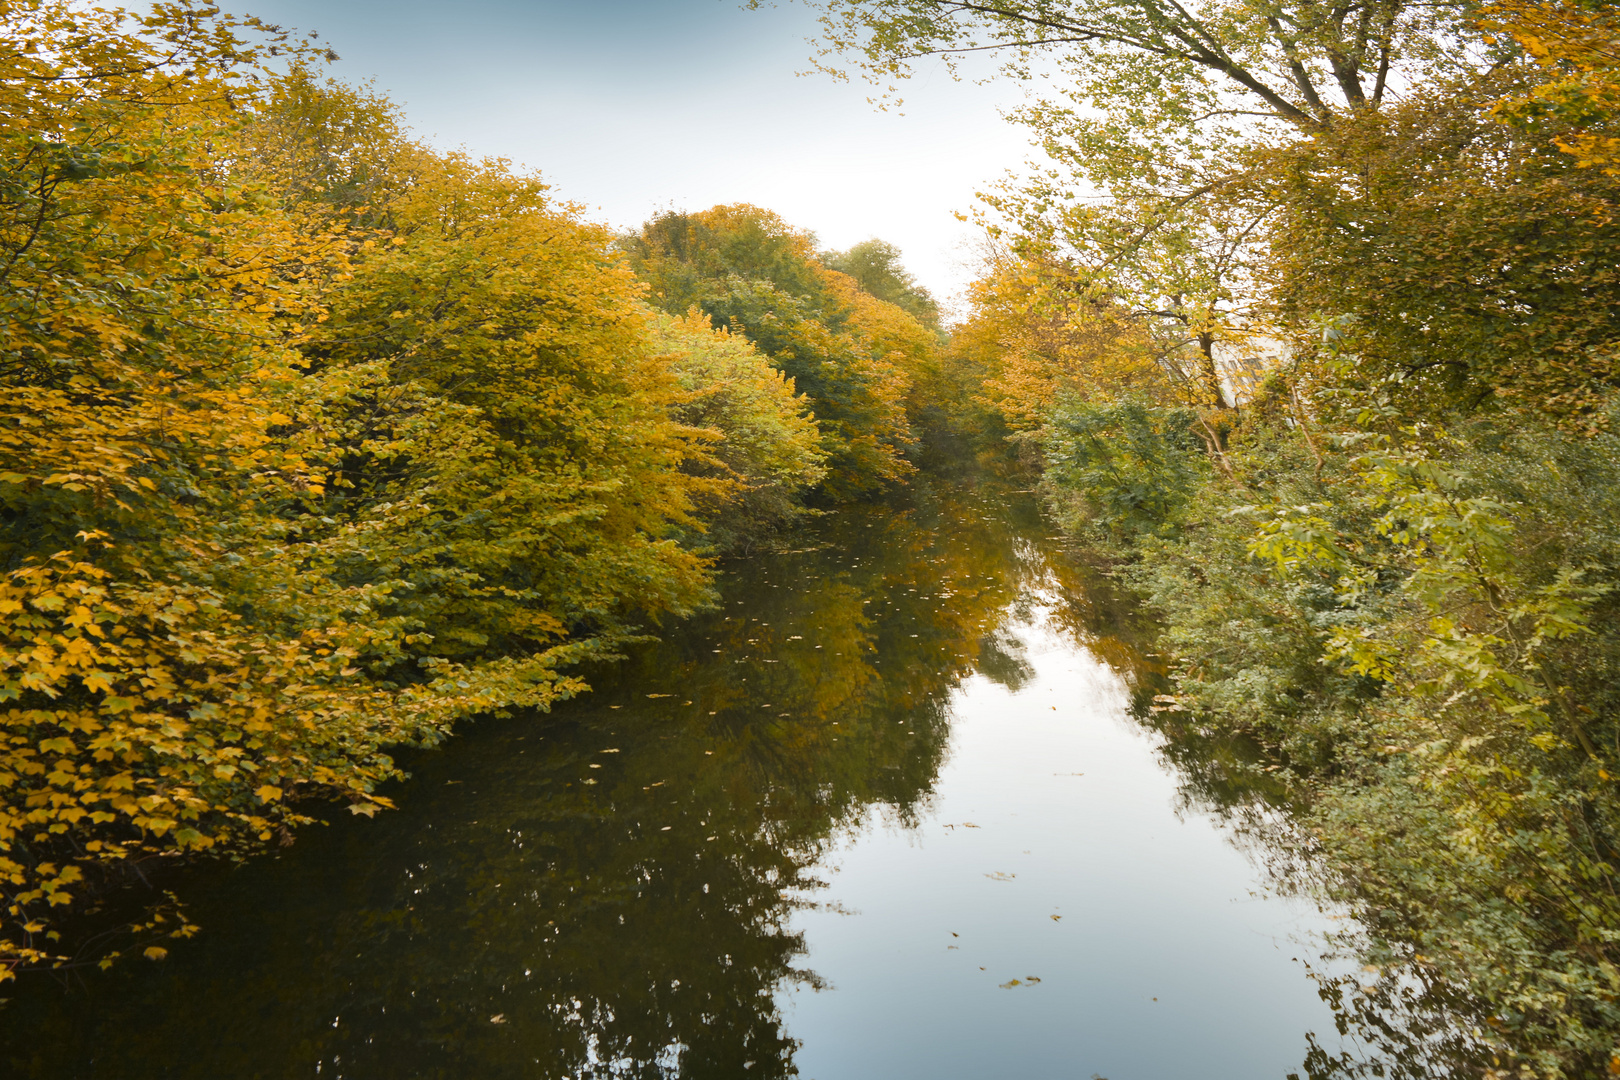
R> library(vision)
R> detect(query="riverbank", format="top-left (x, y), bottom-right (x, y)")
top-left (2, 478), bottom-right (1376, 1080)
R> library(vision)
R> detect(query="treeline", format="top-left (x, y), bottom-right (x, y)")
top-left (827, 0), bottom-right (1620, 1071)
top-left (0, 3), bottom-right (946, 974)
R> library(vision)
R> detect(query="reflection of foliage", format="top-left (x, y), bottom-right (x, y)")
top-left (1076, 413), bottom-right (1620, 1076)
top-left (878, 0), bottom-right (1620, 1066)
top-left (974, 630), bottom-right (1035, 693)
top-left (1290, 963), bottom-right (1495, 1080)
top-left (3, 482), bottom-right (1112, 1078)
top-left (0, 7), bottom-right (842, 973)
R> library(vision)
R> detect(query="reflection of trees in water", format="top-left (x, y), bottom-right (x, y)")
top-left (1068, 578), bottom-right (1500, 1080)
top-left (975, 629), bottom-right (1035, 692)
top-left (5, 479), bottom-right (1487, 1080)
top-left (1290, 966), bottom-right (1495, 1080)
top-left (0, 481), bottom-right (1054, 1080)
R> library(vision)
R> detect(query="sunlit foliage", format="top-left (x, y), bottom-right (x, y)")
top-left (625, 205), bottom-right (932, 496)
top-left (0, 3), bottom-right (852, 976)
top-left (822, 238), bottom-right (941, 330)
top-left (818, 0), bottom-right (1620, 1073)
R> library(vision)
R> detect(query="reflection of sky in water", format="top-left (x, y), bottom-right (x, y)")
top-left (0, 483), bottom-right (1365, 1080)
top-left (779, 581), bottom-right (1347, 1080)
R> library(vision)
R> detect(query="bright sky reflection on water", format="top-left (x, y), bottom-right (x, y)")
top-left (777, 571), bottom-right (1347, 1079)
top-left (0, 479), bottom-right (1362, 1080)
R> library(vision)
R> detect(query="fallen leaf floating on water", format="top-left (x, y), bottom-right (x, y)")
top-left (647, 693), bottom-right (673, 699)
top-left (599, 748), bottom-right (620, 754)
top-left (984, 871), bottom-right (1016, 881)
top-left (490, 1014), bottom-right (506, 1025)
top-left (1050, 915), bottom-right (1063, 922)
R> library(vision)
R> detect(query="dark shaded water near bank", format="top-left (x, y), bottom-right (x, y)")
top-left (3, 480), bottom-right (1380, 1079)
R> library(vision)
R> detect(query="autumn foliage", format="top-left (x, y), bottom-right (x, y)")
top-left (624, 205), bottom-right (943, 497)
top-left (805, 0), bottom-right (1620, 1069)
top-left (0, 3), bottom-right (892, 974)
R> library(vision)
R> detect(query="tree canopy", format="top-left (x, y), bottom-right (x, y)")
top-left (0, 3), bottom-right (904, 976)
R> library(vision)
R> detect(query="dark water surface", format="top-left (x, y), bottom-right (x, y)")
top-left (2, 481), bottom-right (1360, 1079)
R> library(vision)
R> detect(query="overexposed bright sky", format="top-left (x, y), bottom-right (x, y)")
top-left (233, 0), bottom-right (1043, 311)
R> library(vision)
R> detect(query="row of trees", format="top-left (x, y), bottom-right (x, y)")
top-left (811, 0), bottom-right (1620, 1073)
top-left (0, 2), bottom-right (945, 974)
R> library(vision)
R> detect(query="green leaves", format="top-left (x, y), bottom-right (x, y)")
top-left (626, 205), bottom-right (929, 498)
top-left (1043, 399), bottom-right (1209, 540)
top-left (0, 11), bottom-right (861, 977)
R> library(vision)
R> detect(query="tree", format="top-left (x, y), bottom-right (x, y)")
top-left (625, 205), bottom-right (925, 496)
top-left (822, 239), bottom-right (941, 329)
top-left (1255, 69), bottom-right (1620, 425)
top-left (647, 309), bottom-right (828, 547)
top-left (802, 0), bottom-right (1477, 128)
top-left (800, 0), bottom-right (1485, 415)
top-left (0, 0), bottom-right (416, 975)
top-left (1487, 0), bottom-right (1620, 175)
top-left (0, 6), bottom-right (834, 975)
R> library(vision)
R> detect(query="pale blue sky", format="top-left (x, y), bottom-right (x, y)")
top-left (234, 0), bottom-right (1039, 310)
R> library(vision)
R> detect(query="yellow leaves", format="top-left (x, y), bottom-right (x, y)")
top-left (143, 946), bottom-right (167, 961)
top-left (1483, 2), bottom-right (1620, 173)
top-left (0, 4), bottom-right (868, 976)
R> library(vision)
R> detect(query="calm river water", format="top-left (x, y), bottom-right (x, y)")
top-left (2, 480), bottom-right (1369, 1079)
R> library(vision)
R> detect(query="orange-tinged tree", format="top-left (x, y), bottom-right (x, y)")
top-left (949, 247), bottom-right (1176, 429)
top-left (0, 0), bottom-right (398, 974)
top-left (0, 4), bottom-right (812, 976)
top-left (625, 205), bottom-right (927, 496)
top-left (648, 309), bottom-right (827, 546)
top-left (1487, 0), bottom-right (1620, 174)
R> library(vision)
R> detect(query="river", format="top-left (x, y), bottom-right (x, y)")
top-left (3, 478), bottom-right (1371, 1079)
